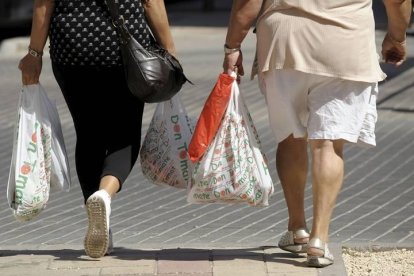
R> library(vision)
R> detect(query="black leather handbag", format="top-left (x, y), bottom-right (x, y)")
top-left (105, 0), bottom-right (189, 103)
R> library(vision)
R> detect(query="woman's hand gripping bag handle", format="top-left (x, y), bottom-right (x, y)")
top-left (187, 73), bottom-right (235, 163)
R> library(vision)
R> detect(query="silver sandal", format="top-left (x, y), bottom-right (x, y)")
top-left (306, 238), bottom-right (334, 267)
top-left (278, 228), bottom-right (310, 254)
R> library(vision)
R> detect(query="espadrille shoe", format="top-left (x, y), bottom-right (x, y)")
top-left (84, 190), bottom-right (111, 258)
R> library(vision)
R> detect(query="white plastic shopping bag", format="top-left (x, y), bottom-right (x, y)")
top-left (140, 94), bottom-right (194, 188)
top-left (7, 84), bottom-right (71, 222)
top-left (187, 76), bottom-right (274, 206)
top-left (47, 95), bottom-right (71, 192)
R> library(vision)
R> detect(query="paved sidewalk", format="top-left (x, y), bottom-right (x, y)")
top-left (0, 244), bottom-right (348, 276)
top-left (0, 1), bottom-right (413, 275)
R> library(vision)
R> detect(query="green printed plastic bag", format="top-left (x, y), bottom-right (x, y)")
top-left (7, 84), bottom-right (70, 222)
top-left (187, 78), bottom-right (274, 206)
top-left (140, 94), bottom-right (194, 188)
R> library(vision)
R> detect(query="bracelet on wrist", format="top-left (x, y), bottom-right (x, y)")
top-left (28, 46), bottom-right (43, 58)
top-left (224, 44), bottom-right (241, 54)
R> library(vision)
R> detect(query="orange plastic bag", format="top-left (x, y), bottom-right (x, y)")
top-left (188, 73), bottom-right (234, 163)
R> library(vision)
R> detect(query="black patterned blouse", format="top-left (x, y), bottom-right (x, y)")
top-left (49, 0), bottom-right (154, 66)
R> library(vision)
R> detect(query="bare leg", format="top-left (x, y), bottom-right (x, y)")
top-left (99, 175), bottom-right (120, 198)
top-left (277, 135), bottom-right (309, 242)
top-left (308, 139), bottom-right (345, 255)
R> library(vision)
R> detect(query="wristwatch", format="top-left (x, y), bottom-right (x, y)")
top-left (224, 44), bottom-right (241, 54)
top-left (28, 46), bottom-right (43, 58)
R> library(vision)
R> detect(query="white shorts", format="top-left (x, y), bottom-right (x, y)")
top-left (261, 69), bottom-right (378, 147)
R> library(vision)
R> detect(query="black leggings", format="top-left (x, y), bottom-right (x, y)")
top-left (52, 63), bottom-right (145, 202)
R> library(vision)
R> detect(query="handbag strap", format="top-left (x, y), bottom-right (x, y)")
top-left (104, 0), bottom-right (131, 44)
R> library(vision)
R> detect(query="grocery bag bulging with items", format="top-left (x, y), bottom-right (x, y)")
top-left (140, 95), bottom-right (194, 188)
top-left (7, 84), bottom-right (71, 222)
top-left (187, 74), bottom-right (274, 206)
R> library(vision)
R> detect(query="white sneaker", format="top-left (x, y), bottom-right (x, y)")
top-left (105, 228), bottom-right (114, 255)
top-left (84, 190), bottom-right (111, 258)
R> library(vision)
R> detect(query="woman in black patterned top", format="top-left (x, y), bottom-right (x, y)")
top-left (18, 0), bottom-right (177, 258)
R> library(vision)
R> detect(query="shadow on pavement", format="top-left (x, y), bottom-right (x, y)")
top-left (0, 249), bottom-right (87, 261)
top-left (0, 246), bottom-right (306, 267)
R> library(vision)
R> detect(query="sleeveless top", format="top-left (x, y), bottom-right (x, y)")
top-left (49, 0), bottom-right (154, 66)
top-left (255, 0), bottom-right (386, 83)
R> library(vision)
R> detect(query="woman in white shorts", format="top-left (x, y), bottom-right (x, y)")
top-left (222, 0), bottom-right (411, 268)
top-left (263, 69), bottom-right (378, 147)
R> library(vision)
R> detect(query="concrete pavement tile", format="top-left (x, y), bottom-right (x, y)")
top-left (107, 247), bottom-right (158, 260)
top-left (48, 256), bottom-right (156, 270)
top-left (267, 273), bottom-right (317, 276)
top-left (213, 267), bottom-right (267, 276)
top-left (157, 248), bottom-right (211, 259)
top-left (211, 247), bottom-right (265, 256)
top-left (212, 256), bottom-right (267, 276)
top-left (0, 267), bottom-right (101, 276)
top-left (264, 250), bottom-right (314, 274)
top-left (0, 257), bottom-right (50, 276)
top-left (318, 243), bottom-right (348, 276)
top-left (156, 249), bottom-right (212, 274)
top-left (266, 261), bottom-right (317, 275)
top-left (155, 274), bottom-right (212, 276)
top-left (213, 266), bottom-right (267, 276)
top-left (157, 259), bottom-right (212, 274)
top-left (0, 250), bottom-right (53, 276)
top-left (212, 255), bottom-right (264, 265)
top-left (39, 268), bottom-right (102, 276)
top-left (0, 254), bottom-right (52, 266)
top-left (101, 264), bottom-right (155, 275)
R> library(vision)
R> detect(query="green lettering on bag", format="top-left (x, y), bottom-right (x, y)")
top-left (177, 142), bottom-right (187, 151)
top-left (255, 189), bottom-right (263, 200)
top-left (194, 193), bottom-right (210, 200)
top-left (238, 170), bottom-right (248, 185)
top-left (15, 190), bottom-right (23, 204)
top-left (262, 160), bottom-right (269, 175)
top-left (165, 166), bottom-right (176, 181)
top-left (27, 141), bottom-right (37, 153)
top-left (16, 174), bottom-right (28, 189)
top-left (179, 159), bottom-right (189, 180)
top-left (174, 132), bottom-right (182, 140)
top-left (15, 174), bottom-right (29, 205)
top-left (199, 179), bottom-right (210, 186)
top-left (244, 176), bottom-right (256, 196)
top-left (170, 115), bottom-right (179, 124)
top-left (32, 195), bottom-right (41, 203)
top-left (211, 161), bottom-right (222, 171)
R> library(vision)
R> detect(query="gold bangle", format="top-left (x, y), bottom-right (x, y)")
top-left (28, 46), bottom-right (43, 58)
